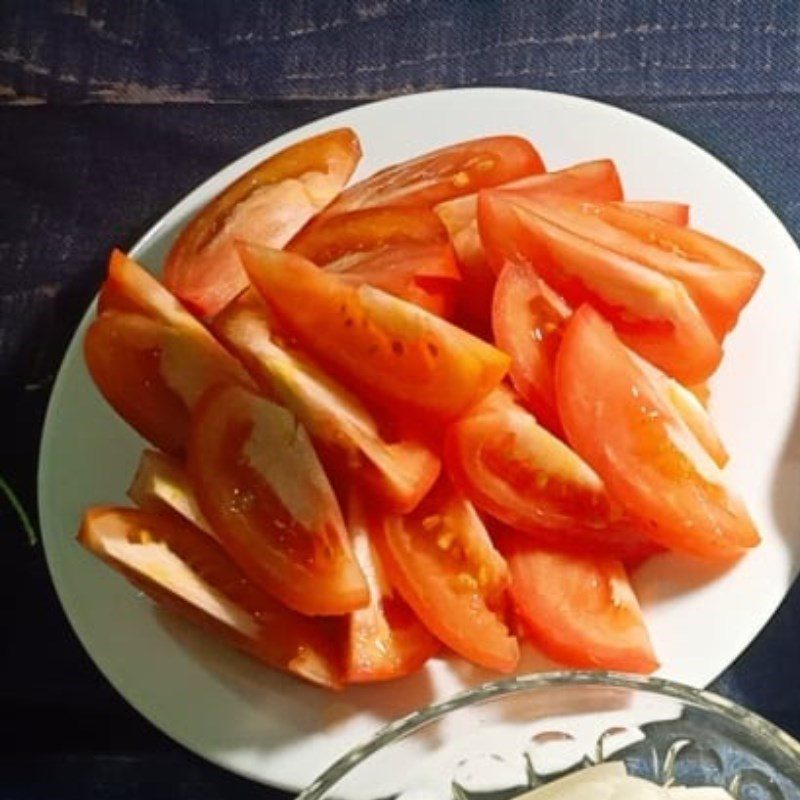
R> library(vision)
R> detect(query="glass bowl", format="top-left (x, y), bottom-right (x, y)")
top-left (298, 672), bottom-right (800, 800)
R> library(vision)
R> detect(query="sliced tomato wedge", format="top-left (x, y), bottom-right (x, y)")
top-left (213, 291), bottom-right (441, 513)
top-left (79, 507), bottom-right (342, 688)
top-left (164, 128), bottom-right (361, 318)
top-left (343, 492), bottom-right (439, 682)
top-left (491, 260), bottom-right (727, 464)
top-left (445, 388), bottom-right (657, 561)
top-left (436, 160), bottom-right (623, 331)
top-left (616, 201), bottom-right (689, 226)
top-left (188, 383), bottom-right (368, 614)
top-left (491, 260), bottom-right (570, 433)
top-left (372, 478), bottom-right (518, 673)
top-left (84, 311), bottom-right (249, 454)
top-left (98, 249), bottom-right (205, 327)
top-left (629, 351), bottom-right (728, 467)
top-left (239, 243), bottom-right (509, 422)
top-left (317, 135), bottom-right (544, 221)
top-left (478, 190), bottom-right (721, 383)
top-left (436, 159), bottom-right (623, 239)
top-left (556, 305), bottom-right (759, 560)
top-left (503, 195), bottom-right (762, 340)
top-left (497, 531), bottom-right (658, 673)
top-left (287, 206), bottom-right (460, 316)
top-left (128, 449), bottom-right (213, 536)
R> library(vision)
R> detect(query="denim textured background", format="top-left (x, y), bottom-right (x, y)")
top-left (1, 2), bottom-right (799, 798)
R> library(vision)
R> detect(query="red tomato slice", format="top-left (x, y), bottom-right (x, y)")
top-left (372, 478), bottom-right (518, 673)
top-left (556, 305), bottom-right (759, 560)
top-left (507, 196), bottom-right (762, 340)
top-left (84, 311), bottom-right (249, 454)
top-left (491, 260), bottom-right (570, 433)
top-left (628, 351), bottom-right (728, 468)
top-left (497, 532), bottom-right (657, 673)
top-left (213, 291), bottom-right (441, 513)
top-left (478, 190), bottom-right (721, 384)
top-left (128, 449), bottom-right (214, 536)
top-left (164, 128), bottom-right (361, 319)
top-left (491, 261), bottom-right (727, 466)
top-left (187, 383), bottom-right (369, 615)
top-left (445, 388), bottom-right (657, 561)
top-left (79, 507), bottom-right (342, 688)
top-left (98, 249), bottom-right (204, 327)
top-left (343, 492), bottom-right (439, 683)
top-left (616, 201), bottom-right (689, 227)
top-left (318, 136), bottom-right (543, 221)
top-left (436, 160), bottom-right (623, 331)
top-left (238, 243), bottom-right (509, 422)
top-left (288, 206), bottom-right (460, 317)
top-left (436, 159), bottom-right (624, 239)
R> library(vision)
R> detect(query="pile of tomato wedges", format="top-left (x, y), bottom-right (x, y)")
top-left (80, 128), bottom-right (763, 689)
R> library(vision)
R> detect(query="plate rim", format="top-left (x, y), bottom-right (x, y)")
top-left (36, 86), bottom-right (800, 790)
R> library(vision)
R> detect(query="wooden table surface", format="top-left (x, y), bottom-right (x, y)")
top-left (2, 2), bottom-right (800, 798)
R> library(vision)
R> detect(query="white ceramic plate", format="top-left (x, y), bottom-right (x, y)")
top-left (38, 88), bottom-right (800, 791)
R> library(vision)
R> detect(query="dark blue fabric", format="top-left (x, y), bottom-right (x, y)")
top-left (1, 3), bottom-right (799, 799)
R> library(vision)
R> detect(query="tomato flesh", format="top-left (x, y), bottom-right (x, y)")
top-left (445, 388), bottom-right (657, 561)
top-left (289, 206), bottom-right (460, 317)
top-left (319, 135), bottom-right (544, 219)
top-left (188, 383), bottom-right (369, 614)
top-left (437, 159), bottom-right (623, 330)
top-left (491, 260), bottom-right (570, 433)
top-left (506, 195), bottom-right (762, 340)
top-left (128, 449), bottom-right (213, 536)
top-left (478, 190), bottom-right (721, 384)
top-left (556, 305), bottom-right (759, 560)
top-left (164, 128), bottom-right (361, 318)
top-left (98, 249), bottom-right (205, 329)
top-left (491, 261), bottom-right (728, 466)
top-left (343, 493), bottom-right (439, 682)
top-left (213, 291), bottom-right (441, 513)
top-left (84, 312), bottom-right (247, 454)
top-left (372, 478), bottom-right (518, 673)
top-left (79, 507), bottom-right (342, 688)
top-left (238, 243), bottom-right (509, 422)
top-left (498, 531), bottom-right (658, 673)
top-left (616, 201), bottom-right (689, 227)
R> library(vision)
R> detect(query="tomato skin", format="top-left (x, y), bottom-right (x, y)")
top-left (288, 206), bottom-right (460, 317)
top-left (164, 128), bottom-right (361, 319)
top-left (84, 311), bottom-right (248, 455)
top-left (491, 260), bottom-right (570, 434)
top-left (98, 249), bottom-right (213, 333)
top-left (213, 291), bottom-right (441, 514)
top-left (444, 388), bottom-right (657, 561)
top-left (556, 305), bottom-right (759, 560)
top-left (318, 135), bottom-right (544, 220)
top-left (436, 159), bottom-right (624, 240)
top-left (497, 531), bottom-right (658, 673)
top-left (89, 252), bottom-right (253, 454)
top-left (238, 243), bottom-right (509, 422)
top-left (437, 160), bottom-right (623, 331)
top-left (343, 493), bottom-right (439, 683)
top-left (187, 383), bottom-right (369, 615)
top-left (513, 196), bottom-right (762, 341)
top-left (79, 506), bottom-right (342, 688)
top-left (289, 205), bottom-right (456, 267)
top-left (478, 190), bottom-right (722, 384)
top-left (371, 479), bottom-right (518, 673)
top-left (616, 201), bottom-right (689, 226)
top-left (491, 261), bottom-right (728, 466)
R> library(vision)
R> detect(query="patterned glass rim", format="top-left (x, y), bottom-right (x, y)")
top-left (298, 671), bottom-right (800, 800)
